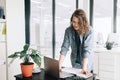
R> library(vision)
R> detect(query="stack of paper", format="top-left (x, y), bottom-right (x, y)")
top-left (62, 67), bottom-right (92, 78)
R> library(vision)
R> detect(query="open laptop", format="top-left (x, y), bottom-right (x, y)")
top-left (44, 56), bottom-right (73, 79)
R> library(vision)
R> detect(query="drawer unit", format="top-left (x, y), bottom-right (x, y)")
top-left (94, 48), bottom-right (120, 80)
top-left (99, 71), bottom-right (115, 80)
top-left (99, 65), bottom-right (115, 72)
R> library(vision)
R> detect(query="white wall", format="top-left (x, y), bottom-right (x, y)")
top-left (6, 0), bottom-right (25, 80)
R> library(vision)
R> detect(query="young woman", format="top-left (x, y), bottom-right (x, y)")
top-left (59, 9), bottom-right (94, 76)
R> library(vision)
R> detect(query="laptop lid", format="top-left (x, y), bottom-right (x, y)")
top-left (44, 56), bottom-right (73, 78)
top-left (44, 56), bottom-right (59, 78)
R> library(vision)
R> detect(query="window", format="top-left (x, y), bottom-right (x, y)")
top-left (93, 0), bottom-right (113, 45)
top-left (55, 0), bottom-right (76, 56)
top-left (55, 0), bottom-right (76, 67)
top-left (117, 0), bottom-right (120, 33)
top-left (30, 0), bottom-right (52, 58)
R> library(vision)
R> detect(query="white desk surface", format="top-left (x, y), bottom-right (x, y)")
top-left (94, 47), bottom-right (120, 54)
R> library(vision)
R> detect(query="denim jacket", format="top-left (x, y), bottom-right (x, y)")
top-left (60, 26), bottom-right (94, 71)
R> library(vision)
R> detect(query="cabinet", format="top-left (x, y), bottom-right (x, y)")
top-left (0, 19), bottom-right (7, 80)
top-left (94, 47), bottom-right (120, 80)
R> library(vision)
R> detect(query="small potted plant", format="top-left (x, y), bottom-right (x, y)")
top-left (8, 44), bottom-right (41, 77)
top-left (106, 42), bottom-right (114, 50)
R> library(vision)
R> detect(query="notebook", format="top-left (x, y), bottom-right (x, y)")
top-left (44, 56), bottom-right (73, 78)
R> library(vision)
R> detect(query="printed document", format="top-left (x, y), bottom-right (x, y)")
top-left (62, 67), bottom-right (92, 78)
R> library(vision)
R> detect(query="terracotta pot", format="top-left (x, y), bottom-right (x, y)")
top-left (20, 62), bottom-right (34, 77)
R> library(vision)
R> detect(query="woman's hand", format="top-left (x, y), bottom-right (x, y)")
top-left (81, 69), bottom-right (92, 77)
top-left (59, 68), bottom-right (62, 72)
top-left (81, 58), bottom-right (92, 76)
top-left (59, 65), bottom-right (62, 72)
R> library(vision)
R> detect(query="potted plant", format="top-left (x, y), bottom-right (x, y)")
top-left (8, 44), bottom-right (41, 77)
top-left (106, 42), bottom-right (114, 50)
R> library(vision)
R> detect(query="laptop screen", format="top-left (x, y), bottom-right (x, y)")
top-left (44, 56), bottom-right (74, 78)
top-left (44, 56), bottom-right (59, 78)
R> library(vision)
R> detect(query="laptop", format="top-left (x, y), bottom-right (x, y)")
top-left (44, 56), bottom-right (73, 78)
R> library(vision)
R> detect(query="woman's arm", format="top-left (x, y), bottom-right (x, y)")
top-left (82, 58), bottom-right (88, 72)
top-left (82, 58), bottom-right (92, 76)
top-left (59, 54), bottom-right (65, 71)
top-left (59, 28), bottom-right (70, 71)
top-left (81, 27), bottom-right (94, 75)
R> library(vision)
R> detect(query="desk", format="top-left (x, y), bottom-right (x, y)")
top-left (15, 69), bottom-right (96, 80)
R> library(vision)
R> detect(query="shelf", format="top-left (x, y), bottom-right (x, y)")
top-left (0, 41), bottom-right (6, 43)
top-left (0, 19), bottom-right (6, 23)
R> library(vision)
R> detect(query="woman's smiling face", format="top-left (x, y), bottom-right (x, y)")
top-left (72, 16), bottom-right (80, 31)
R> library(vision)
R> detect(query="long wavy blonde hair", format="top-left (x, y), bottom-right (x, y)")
top-left (71, 9), bottom-right (89, 35)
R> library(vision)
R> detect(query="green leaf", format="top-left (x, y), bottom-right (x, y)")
top-left (31, 49), bottom-right (37, 55)
top-left (9, 56), bottom-right (19, 64)
top-left (23, 44), bottom-right (29, 52)
top-left (8, 52), bottom-right (20, 64)
top-left (24, 54), bottom-right (30, 64)
top-left (20, 51), bottom-right (26, 59)
top-left (8, 52), bottom-right (20, 58)
top-left (8, 44), bottom-right (41, 67)
top-left (36, 54), bottom-right (41, 60)
top-left (30, 54), bottom-right (41, 67)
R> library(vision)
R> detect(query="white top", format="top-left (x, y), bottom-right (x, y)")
top-left (80, 35), bottom-right (83, 44)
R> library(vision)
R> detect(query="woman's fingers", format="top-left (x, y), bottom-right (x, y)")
top-left (81, 70), bottom-right (92, 77)
top-left (59, 68), bottom-right (62, 72)
top-left (86, 71), bottom-right (92, 76)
